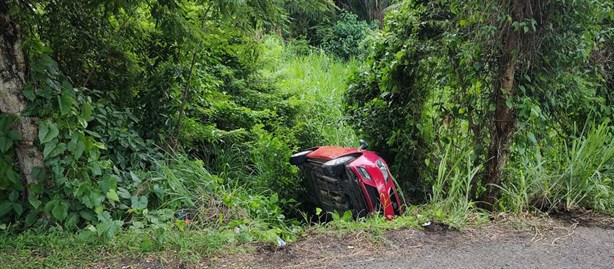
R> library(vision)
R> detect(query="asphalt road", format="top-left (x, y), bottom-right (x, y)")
top-left (340, 226), bottom-right (614, 269)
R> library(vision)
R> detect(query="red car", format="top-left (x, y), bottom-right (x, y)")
top-left (290, 141), bottom-right (403, 220)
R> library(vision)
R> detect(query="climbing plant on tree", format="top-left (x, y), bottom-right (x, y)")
top-left (346, 0), bottom-right (612, 207)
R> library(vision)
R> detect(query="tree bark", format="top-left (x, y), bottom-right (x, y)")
top-left (481, 0), bottom-right (528, 209)
top-left (0, 9), bottom-right (44, 184)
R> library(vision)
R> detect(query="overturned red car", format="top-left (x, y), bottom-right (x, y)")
top-left (290, 141), bottom-right (403, 220)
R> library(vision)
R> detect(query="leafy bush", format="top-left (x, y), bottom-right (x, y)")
top-left (0, 43), bottom-right (162, 235)
top-left (344, 4), bottom-right (434, 198)
top-left (316, 12), bottom-right (374, 59)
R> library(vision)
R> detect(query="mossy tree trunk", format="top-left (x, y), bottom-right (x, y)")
top-left (482, 0), bottom-right (532, 209)
top-left (0, 4), bottom-right (44, 185)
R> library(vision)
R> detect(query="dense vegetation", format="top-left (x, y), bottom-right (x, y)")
top-left (0, 0), bottom-right (612, 266)
top-left (346, 0), bottom-right (613, 212)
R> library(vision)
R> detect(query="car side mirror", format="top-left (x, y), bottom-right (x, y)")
top-left (359, 139), bottom-right (368, 151)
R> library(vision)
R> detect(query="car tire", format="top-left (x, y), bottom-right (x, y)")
top-left (289, 150), bottom-right (312, 165)
top-left (322, 156), bottom-right (355, 177)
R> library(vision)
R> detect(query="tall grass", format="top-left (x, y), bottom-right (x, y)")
top-left (429, 144), bottom-right (483, 225)
top-left (502, 123), bottom-right (614, 214)
top-left (146, 154), bottom-right (296, 238)
top-left (262, 36), bottom-right (359, 147)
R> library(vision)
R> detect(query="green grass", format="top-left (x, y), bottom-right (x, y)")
top-left (262, 36), bottom-right (359, 147)
top-left (0, 226), bottom-right (282, 268)
top-left (309, 204), bottom-right (488, 246)
top-left (501, 122), bottom-right (614, 214)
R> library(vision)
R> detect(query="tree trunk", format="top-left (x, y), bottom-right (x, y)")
top-left (481, 0), bottom-right (528, 209)
top-left (0, 9), bottom-right (44, 184)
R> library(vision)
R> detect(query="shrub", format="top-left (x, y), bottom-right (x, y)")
top-left (344, 4), bottom-right (433, 198)
top-left (316, 12), bottom-right (374, 59)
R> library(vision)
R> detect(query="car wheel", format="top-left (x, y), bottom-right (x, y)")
top-left (322, 156), bottom-right (355, 177)
top-left (289, 150), bottom-right (312, 165)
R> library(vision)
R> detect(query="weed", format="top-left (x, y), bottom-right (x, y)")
top-left (503, 122), bottom-right (614, 214)
top-left (429, 143), bottom-right (485, 225)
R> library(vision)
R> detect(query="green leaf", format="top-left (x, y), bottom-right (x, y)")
top-left (28, 193), bottom-right (42, 209)
top-left (43, 141), bottom-right (66, 159)
top-left (52, 201), bottom-right (68, 221)
top-left (8, 190), bottom-right (18, 202)
top-left (13, 203), bottom-right (23, 216)
top-left (270, 193), bottom-right (278, 204)
top-left (25, 210), bottom-right (40, 227)
top-left (83, 192), bottom-right (105, 209)
top-left (44, 200), bottom-right (56, 213)
top-left (0, 137), bottom-right (12, 153)
top-left (67, 132), bottom-right (77, 152)
top-left (79, 210), bottom-right (96, 221)
top-left (341, 210), bottom-right (353, 221)
top-left (93, 142), bottom-right (107, 150)
top-left (49, 143), bottom-right (66, 158)
top-left (0, 114), bottom-right (17, 132)
top-left (65, 213), bottom-right (79, 229)
top-left (0, 176), bottom-right (8, 190)
top-left (23, 86), bottom-right (36, 101)
top-left (528, 132), bottom-right (537, 144)
top-left (58, 90), bottom-right (75, 116)
top-left (505, 98), bottom-right (514, 109)
top-left (70, 133), bottom-right (86, 159)
top-left (7, 130), bottom-right (21, 140)
top-left (131, 195), bottom-right (147, 210)
top-left (0, 202), bottom-right (13, 217)
top-left (43, 141), bottom-right (55, 159)
top-left (91, 162), bottom-right (102, 176)
top-left (75, 141), bottom-right (85, 159)
top-left (117, 187), bottom-right (131, 199)
top-left (106, 189), bottom-right (120, 202)
top-left (31, 168), bottom-right (46, 183)
top-left (81, 103), bottom-right (93, 121)
top-left (78, 118), bottom-right (88, 128)
top-left (39, 122), bottom-right (59, 144)
top-left (130, 171), bottom-right (141, 184)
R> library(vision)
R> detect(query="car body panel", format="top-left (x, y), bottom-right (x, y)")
top-left (347, 151), bottom-right (399, 219)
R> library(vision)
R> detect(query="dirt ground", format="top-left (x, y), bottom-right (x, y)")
top-left (98, 211), bottom-right (614, 269)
